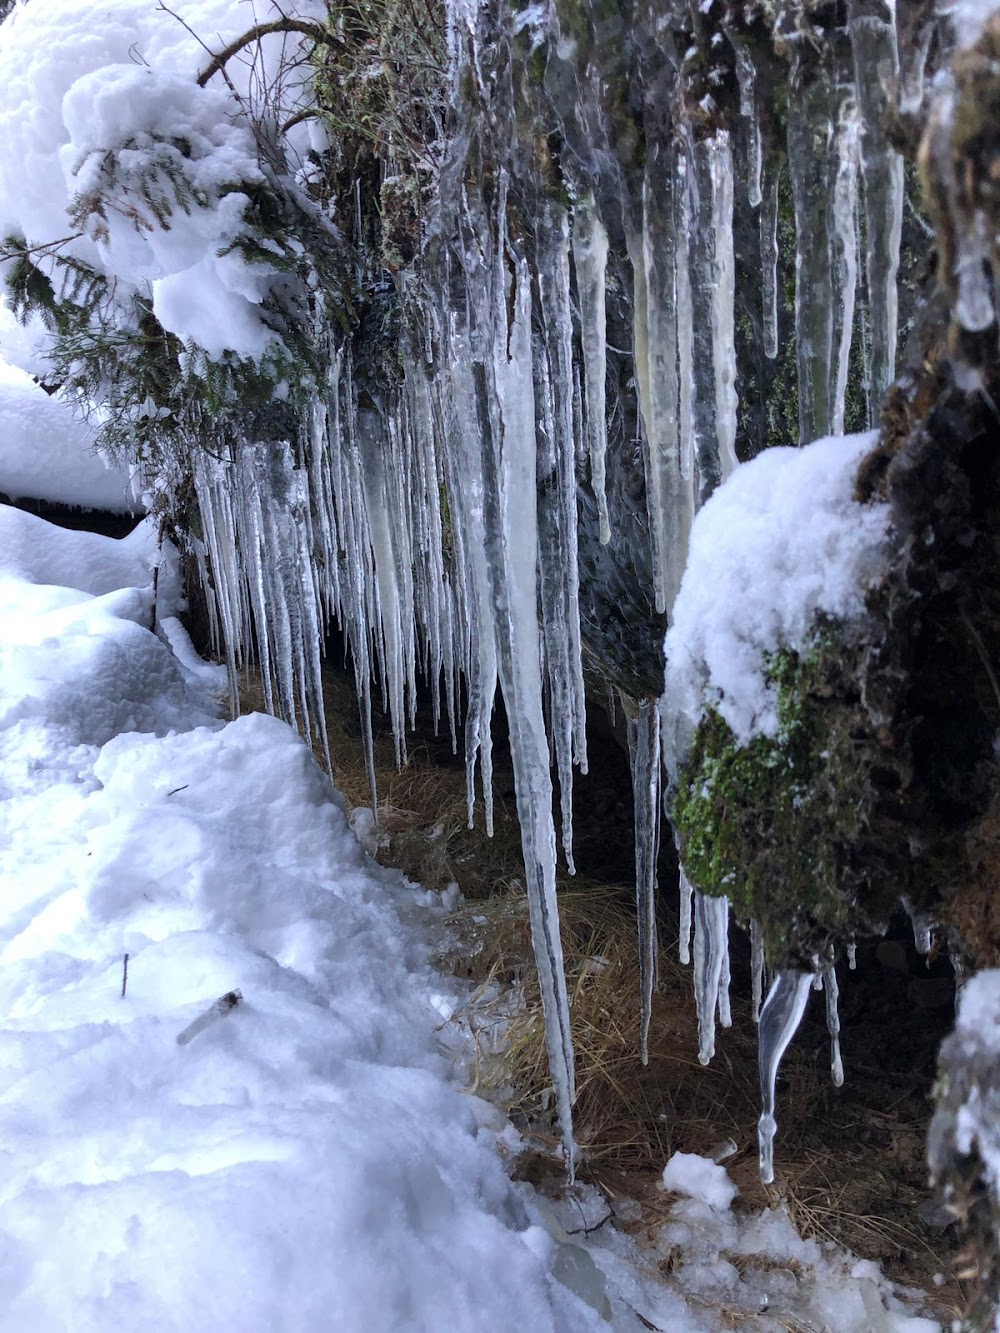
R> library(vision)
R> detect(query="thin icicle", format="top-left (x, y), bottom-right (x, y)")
top-left (787, 43), bottom-right (836, 442)
top-left (718, 928), bottom-right (732, 1030)
top-left (848, 941), bottom-right (857, 970)
top-left (761, 171), bottom-right (780, 361)
top-left (708, 131), bottom-right (739, 486)
top-left (687, 129), bottom-right (739, 502)
top-left (848, 0), bottom-right (905, 413)
top-left (823, 960), bottom-right (844, 1087)
top-left (572, 193), bottom-right (611, 546)
top-left (627, 698), bottom-right (661, 1063)
top-left (632, 140), bottom-right (693, 616)
top-left (750, 918), bottom-right (765, 1022)
top-left (731, 35), bottom-right (762, 207)
top-left (831, 102), bottom-right (860, 436)
top-left (693, 891), bottom-right (730, 1065)
top-left (678, 864), bottom-right (694, 965)
top-left (757, 970), bottom-right (813, 1184)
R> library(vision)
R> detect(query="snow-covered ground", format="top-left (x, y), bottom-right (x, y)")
top-left (0, 495), bottom-right (947, 1331)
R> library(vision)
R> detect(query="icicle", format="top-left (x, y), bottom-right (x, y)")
top-left (823, 960), bottom-right (844, 1087)
top-left (757, 970), bottom-right (813, 1184)
top-left (693, 891), bottom-right (730, 1065)
top-left (631, 139), bottom-right (694, 617)
top-left (627, 698), bottom-right (661, 1063)
top-left (535, 200), bottom-right (589, 873)
top-left (678, 864), bottom-right (694, 965)
top-left (750, 918), bottom-right (765, 1022)
top-left (718, 925), bottom-right (732, 1030)
top-left (787, 43), bottom-right (836, 442)
top-left (687, 128), bottom-right (739, 502)
top-left (761, 172), bottom-right (780, 361)
top-left (848, 941), bottom-right (857, 970)
top-left (847, 0), bottom-right (905, 413)
top-left (901, 895), bottom-right (935, 956)
top-left (831, 102), bottom-right (860, 436)
top-left (899, 18), bottom-right (936, 117)
top-left (731, 35), bottom-right (762, 207)
top-left (474, 209), bottom-right (576, 1171)
top-left (572, 194), bottom-right (611, 546)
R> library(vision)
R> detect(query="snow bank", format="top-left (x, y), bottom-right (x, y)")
top-left (0, 361), bottom-right (134, 511)
top-left (663, 432), bottom-right (889, 752)
top-left (0, 0), bottom-right (320, 362)
top-left (0, 502), bottom-right (621, 1332)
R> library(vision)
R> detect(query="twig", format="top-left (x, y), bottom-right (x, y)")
top-left (121, 952), bottom-right (129, 999)
top-left (176, 990), bottom-right (243, 1046)
top-left (565, 1207), bottom-right (614, 1237)
top-left (194, 19), bottom-right (343, 88)
top-left (166, 784), bottom-right (189, 796)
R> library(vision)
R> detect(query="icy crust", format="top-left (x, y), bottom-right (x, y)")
top-left (0, 362), bottom-right (135, 511)
top-left (0, 0), bottom-right (321, 361)
top-left (663, 431), bottom-right (889, 762)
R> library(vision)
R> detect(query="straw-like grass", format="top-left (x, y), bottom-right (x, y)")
top-left (237, 660), bottom-right (968, 1321)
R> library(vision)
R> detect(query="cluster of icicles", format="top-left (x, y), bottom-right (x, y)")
top-left (188, 0), bottom-right (942, 1181)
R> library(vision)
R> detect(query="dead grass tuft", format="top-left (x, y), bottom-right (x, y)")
top-left (237, 660), bottom-right (967, 1322)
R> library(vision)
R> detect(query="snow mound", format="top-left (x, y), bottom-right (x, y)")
top-left (661, 1152), bottom-right (738, 1211)
top-left (663, 432), bottom-right (890, 753)
top-left (0, 363), bottom-right (134, 511)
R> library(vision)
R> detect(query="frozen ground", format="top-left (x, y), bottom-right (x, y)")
top-left (0, 498), bottom-right (947, 1331)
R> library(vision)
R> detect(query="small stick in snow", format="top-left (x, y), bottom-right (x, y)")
top-left (176, 990), bottom-right (243, 1047)
top-left (121, 953), bottom-right (129, 999)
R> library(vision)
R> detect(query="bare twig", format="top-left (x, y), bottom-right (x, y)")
top-left (195, 19), bottom-right (342, 88)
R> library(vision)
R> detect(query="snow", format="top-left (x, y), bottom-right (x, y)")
top-left (661, 1152), bottom-right (738, 1211)
top-left (0, 0), bottom-right (321, 362)
top-left (0, 360), bottom-right (135, 511)
top-left (663, 430), bottom-right (890, 755)
top-left (0, 498), bottom-right (947, 1332)
top-left (946, 0), bottom-right (1000, 46)
top-left (0, 500), bottom-right (624, 1331)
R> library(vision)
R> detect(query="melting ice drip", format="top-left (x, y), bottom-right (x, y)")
top-left (757, 971), bottom-right (813, 1185)
top-left (684, 890), bottom-right (848, 1175)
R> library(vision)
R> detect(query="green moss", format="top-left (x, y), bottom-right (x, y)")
top-left (672, 626), bottom-right (882, 964)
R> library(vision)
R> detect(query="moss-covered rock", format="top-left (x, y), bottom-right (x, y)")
top-left (672, 625), bottom-right (910, 964)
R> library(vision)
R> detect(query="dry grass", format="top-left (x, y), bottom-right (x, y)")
top-left (237, 660), bottom-right (968, 1322)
